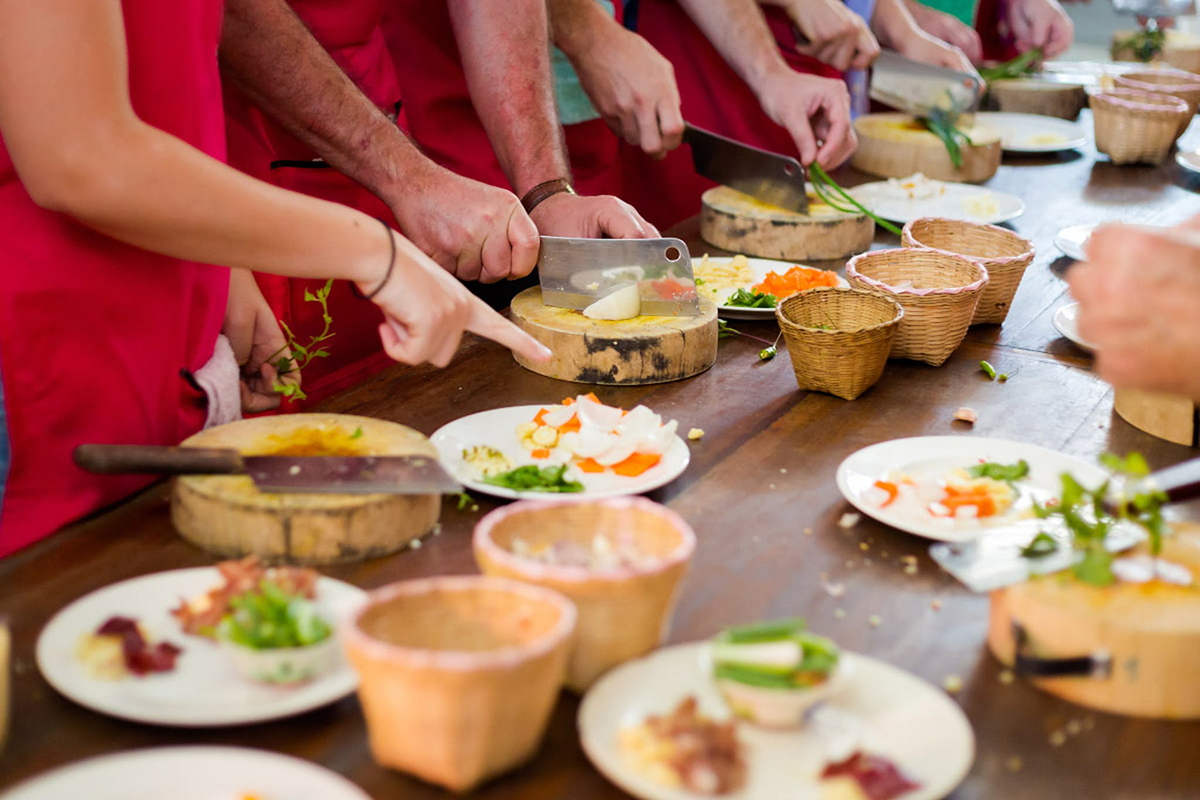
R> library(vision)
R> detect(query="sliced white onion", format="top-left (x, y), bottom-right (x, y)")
top-left (582, 283), bottom-right (640, 321)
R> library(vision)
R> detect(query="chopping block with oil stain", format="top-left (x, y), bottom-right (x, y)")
top-left (509, 287), bottom-right (718, 385)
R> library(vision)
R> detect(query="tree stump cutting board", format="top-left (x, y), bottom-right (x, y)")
top-left (510, 287), bottom-right (718, 385)
top-left (988, 78), bottom-right (1087, 120)
top-left (851, 113), bottom-right (1001, 183)
top-left (699, 185), bottom-right (874, 261)
top-left (988, 526), bottom-right (1200, 719)
top-left (172, 414), bottom-right (440, 564)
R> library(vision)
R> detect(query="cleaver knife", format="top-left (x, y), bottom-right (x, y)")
top-left (73, 443), bottom-right (462, 495)
top-left (536, 236), bottom-right (701, 316)
top-left (682, 123), bottom-right (808, 213)
top-left (869, 51), bottom-right (984, 120)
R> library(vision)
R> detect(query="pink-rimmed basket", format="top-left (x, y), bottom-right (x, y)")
top-left (1091, 89), bottom-right (1190, 165)
top-left (845, 248), bottom-right (987, 366)
top-left (473, 497), bottom-right (694, 692)
top-left (344, 575), bottom-right (576, 792)
top-left (1114, 69), bottom-right (1200, 136)
top-left (901, 217), bottom-right (1035, 325)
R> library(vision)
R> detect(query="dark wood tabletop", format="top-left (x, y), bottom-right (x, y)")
top-left (4, 117), bottom-right (1200, 799)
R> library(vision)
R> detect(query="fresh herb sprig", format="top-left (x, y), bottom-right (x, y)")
top-left (718, 320), bottom-right (783, 361)
top-left (979, 48), bottom-right (1042, 83)
top-left (217, 580), bottom-right (331, 650)
top-left (483, 464), bottom-right (584, 493)
top-left (923, 107), bottom-right (975, 169)
top-left (1113, 29), bottom-right (1166, 62)
top-left (809, 164), bottom-right (903, 236)
top-left (726, 289), bottom-right (777, 309)
top-left (968, 459), bottom-right (1030, 483)
top-left (268, 279), bottom-right (336, 403)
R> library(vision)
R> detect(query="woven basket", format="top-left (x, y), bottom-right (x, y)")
top-left (1091, 89), bottom-right (1190, 165)
top-left (775, 288), bottom-right (903, 400)
top-left (844, 249), bottom-right (987, 366)
top-left (901, 218), bottom-right (1035, 325)
top-left (1114, 69), bottom-right (1200, 137)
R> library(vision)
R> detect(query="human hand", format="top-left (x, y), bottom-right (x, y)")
top-left (569, 22), bottom-right (684, 159)
top-left (223, 268), bottom-right (296, 413)
top-left (530, 192), bottom-right (660, 239)
top-left (1007, 0), bottom-right (1074, 59)
top-left (905, 2), bottom-right (983, 64)
top-left (755, 69), bottom-right (856, 169)
top-left (898, 31), bottom-right (978, 74)
top-left (783, 0), bottom-right (880, 71)
top-left (1069, 223), bottom-right (1200, 398)
top-left (363, 229), bottom-right (552, 368)
top-left (387, 163), bottom-right (540, 284)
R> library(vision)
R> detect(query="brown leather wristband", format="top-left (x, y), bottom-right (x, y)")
top-left (520, 178), bottom-right (576, 215)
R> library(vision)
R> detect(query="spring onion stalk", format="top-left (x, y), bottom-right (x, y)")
top-left (808, 164), bottom-right (902, 236)
top-left (979, 48), bottom-right (1042, 83)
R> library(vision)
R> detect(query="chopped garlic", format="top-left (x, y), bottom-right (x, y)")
top-left (953, 407), bottom-right (977, 424)
top-left (942, 674), bottom-right (963, 693)
top-left (837, 512), bottom-right (861, 529)
top-left (687, 428), bottom-right (705, 441)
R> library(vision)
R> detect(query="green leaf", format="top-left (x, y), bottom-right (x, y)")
top-left (726, 289), bottom-right (777, 309)
top-left (1020, 532), bottom-right (1058, 559)
top-left (717, 618), bottom-right (807, 644)
top-left (350, 427), bottom-right (364, 440)
top-left (1073, 546), bottom-right (1115, 587)
top-left (967, 459), bottom-right (1029, 483)
top-left (979, 48), bottom-right (1042, 83)
top-left (455, 491), bottom-right (478, 512)
top-left (303, 289), bottom-right (317, 303)
top-left (482, 464), bottom-right (584, 493)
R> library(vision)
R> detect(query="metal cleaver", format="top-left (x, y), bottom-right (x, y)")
top-left (870, 51), bottom-right (984, 119)
top-left (682, 123), bottom-right (808, 213)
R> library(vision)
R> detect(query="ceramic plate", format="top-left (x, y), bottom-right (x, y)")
top-left (431, 404), bottom-right (690, 500)
top-left (1, 746), bottom-right (371, 800)
top-left (1054, 223), bottom-right (1094, 261)
top-left (1053, 302), bottom-right (1096, 352)
top-left (835, 436), bottom-right (1110, 543)
top-left (579, 642), bottom-right (974, 800)
top-left (1176, 150), bottom-right (1200, 175)
top-left (847, 181), bottom-right (1024, 225)
top-left (37, 568), bottom-right (365, 727)
top-left (974, 112), bottom-right (1087, 153)
top-left (693, 256), bottom-right (846, 320)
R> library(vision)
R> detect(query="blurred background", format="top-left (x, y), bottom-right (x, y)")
top-left (1065, 4), bottom-right (1200, 57)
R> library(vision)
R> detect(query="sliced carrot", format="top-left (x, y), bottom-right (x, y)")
top-left (935, 486), bottom-right (998, 517)
top-left (874, 480), bottom-right (899, 508)
top-left (561, 397), bottom-right (575, 406)
top-left (752, 265), bottom-right (839, 298)
top-left (533, 408), bottom-right (549, 426)
top-left (611, 452), bottom-right (661, 477)
top-left (531, 448), bottom-right (551, 460)
top-left (558, 414), bottom-right (581, 434)
top-left (576, 458), bottom-right (606, 473)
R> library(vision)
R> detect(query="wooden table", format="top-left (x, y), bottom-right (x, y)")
top-left (4, 119), bottom-right (1200, 799)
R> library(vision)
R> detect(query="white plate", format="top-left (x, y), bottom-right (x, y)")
top-left (695, 256), bottom-right (846, 320)
top-left (847, 181), bottom-right (1024, 225)
top-left (835, 436), bottom-right (1109, 543)
top-left (1177, 150), bottom-right (1200, 175)
top-left (974, 112), bottom-right (1087, 153)
top-left (579, 642), bottom-right (974, 800)
top-left (431, 404), bottom-right (690, 500)
top-left (1053, 302), bottom-right (1096, 352)
top-left (37, 568), bottom-right (365, 727)
top-left (0, 746), bottom-right (371, 800)
top-left (1054, 223), bottom-right (1094, 261)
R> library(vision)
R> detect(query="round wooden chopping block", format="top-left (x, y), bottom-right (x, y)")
top-left (699, 185), bottom-right (874, 261)
top-left (172, 413), bottom-right (440, 564)
top-left (510, 287), bottom-right (718, 385)
top-left (988, 527), bottom-right (1200, 719)
top-left (988, 79), bottom-right (1087, 120)
top-left (1113, 389), bottom-right (1197, 447)
top-left (851, 113), bottom-right (1001, 183)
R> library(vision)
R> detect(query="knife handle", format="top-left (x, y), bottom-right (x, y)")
top-left (73, 444), bottom-right (244, 476)
top-left (1143, 456), bottom-right (1200, 507)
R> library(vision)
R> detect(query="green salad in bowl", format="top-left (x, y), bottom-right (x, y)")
top-left (217, 579), bottom-right (336, 685)
top-left (710, 618), bottom-right (844, 728)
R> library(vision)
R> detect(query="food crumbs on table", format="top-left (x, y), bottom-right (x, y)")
top-left (780, 468), bottom-right (788, 474)
top-left (822, 579), bottom-right (846, 598)
top-left (1006, 756), bottom-right (1023, 772)
top-left (688, 427), bottom-right (705, 441)
top-left (868, 614), bottom-right (882, 627)
top-left (1066, 719), bottom-right (1083, 736)
top-left (838, 512), bottom-right (861, 529)
top-left (859, 542), bottom-right (869, 552)
top-left (834, 608), bottom-right (847, 619)
top-left (943, 675), bottom-right (963, 693)
top-left (903, 563), bottom-right (918, 575)
top-left (863, 558), bottom-right (873, 567)
top-left (803, 527), bottom-right (813, 535)
top-left (930, 599), bottom-right (943, 611)
top-left (953, 407), bottom-right (977, 424)
top-left (999, 669), bottom-right (1015, 685)
top-left (769, 483), bottom-right (776, 490)
top-left (1083, 716), bottom-right (1096, 731)
top-left (410, 538), bottom-right (423, 550)
top-left (880, 550), bottom-right (888, 559)
top-left (1049, 730), bottom-right (1067, 747)
top-left (845, 560), bottom-right (856, 568)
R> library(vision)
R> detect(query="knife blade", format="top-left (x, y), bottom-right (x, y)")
top-left (870, 51), bottom-right (984, 119)
top-left (682, 123), bottom-right (808, 213)
top-left (536, 236), bottom-right (701, 317)
top-left (73, 443), bottom-right (462, 495)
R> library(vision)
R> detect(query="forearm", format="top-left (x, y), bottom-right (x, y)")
top-left (676, 0), bottom-right (791, 93)
top-left (219, 0), bottom-right (432, 207)
top-left (449, 0), bottom-right (571, 195)
top-left (871, 0), bottom-right (920, 50)
top-left (548, 0), bottom-right (620, 57)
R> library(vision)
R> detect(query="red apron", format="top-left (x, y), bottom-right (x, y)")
top-left (623, 0), bottom-right (843, 230)
top-left (380, 0), bottom-right (626, 197)
top-left (976, 0), bottom-right (1020, 62)
top-left (223, 0), bottom-right (401, 407)
top-left (0, 0), bottom-right (230, 555)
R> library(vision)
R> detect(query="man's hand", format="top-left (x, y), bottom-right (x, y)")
top-left (755, 69), bottom-right (856, 169)
top-left (899, 31), bottom-right (977, 74)
top-left (568, 23), bottom-right (685, 160)
top-left (224, 269), bottom-right (297, 413)
top-left (904, 1), bottom-right (983, 64)
top-left (387, 162), bottom-right (540, 284)
top-left (1069, 221), bottom-right (1200, 399)
top-left (774, 0), bottom-right (879, 72)
top-left (530, 192), bottom-right (661, 239)
top-left (1007, 0), bottom-right (1074, 59)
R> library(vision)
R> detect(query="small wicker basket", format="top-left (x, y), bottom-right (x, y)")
top-left (901, 217), bottom-right (1035, 325)
top-left (845, 248), bottom-right (987, 366)
top-left (1114, 69), bottom-right (1200, 137)
top-left (775, 287), bottom-right (903, 400)
top-left (1091, 89), bottom-right (1190, 165)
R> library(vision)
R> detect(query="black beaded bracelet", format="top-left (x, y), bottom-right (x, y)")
top-left (356, 218), bottom-right (396, 301)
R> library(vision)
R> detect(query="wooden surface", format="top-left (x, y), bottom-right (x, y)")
top-left (4, 115), bottom-right (1200, 798)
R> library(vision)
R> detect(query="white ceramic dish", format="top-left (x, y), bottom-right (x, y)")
top-left (848, 181), bottom-right (1024, 225)
top-left (1053, 302), bottom-right (1096, 352)
top-left (1054, 223), bottom-right (1094, 261)
top-left (694, 256), bottom-right (846, 320)
top-left (975, 112), bottom-right (1088, 153)
top-left (0, 746), bottom-right (372, 800)
top-left (579, 642), bottom-right (974, 800)
top-left (1176, 149), bottom-right (1200, 176)
top-left (431, 404), bottom-right (690, 500)
top-left (835, 436), bottom-right (1109, 543)
top-left (36, 568), bottom-right (365, 727)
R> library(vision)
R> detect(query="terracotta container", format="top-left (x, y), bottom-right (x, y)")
top-left (345, 576), bottom-right (576, 792)
top-left (473, 498), bottom-right (694, 691)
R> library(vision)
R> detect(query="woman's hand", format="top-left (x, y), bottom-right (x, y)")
top-left (223, 269), bottom-right (297, 413)
top-left (903, 1), bottom-right (983, 63)
top-left (773, 0), bottom-right (880, 72)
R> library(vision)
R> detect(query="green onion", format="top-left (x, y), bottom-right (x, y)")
top-left (979, 48), bottom-right (1042, 83)
top-left (980, 360), bottom-right (997, 380)
top-left (809, 164), bottom-right (902, 236)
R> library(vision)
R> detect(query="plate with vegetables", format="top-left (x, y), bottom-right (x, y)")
top-left (0, 746), bottom-right (372, 800)
top-left (836, 436), bottom-right (1119, 544)
top-left (579, 619), bottom-right (974, 800)
top-left (694, 254), bottom-right (846, 320)
top-left (972, 112), bottom-right (1087, 153)
top-left (431, 395), bottom-right (689, 500)
top-left (847, 174), bottom-right (1024, 225)
top-left (36, 560), bottom-right (365, 726)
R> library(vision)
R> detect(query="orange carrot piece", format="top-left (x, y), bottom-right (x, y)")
top-left (531, 448), bottom-right (551, 460)
top-left (576, 458), bottom-right (606, 473)
top-left (874, 480), bottom-right (899, 507)
top-left (612, 452), bottom-right (661, 477)
top-left (533, 408), bottom-right (549, 426)
top-left (558, 414), bottom-right (581, 434)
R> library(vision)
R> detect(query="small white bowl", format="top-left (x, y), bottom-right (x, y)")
top-left (711, 656), bottom-right (850, 729)
top-left (224, 637), bottom-right (338, 685)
